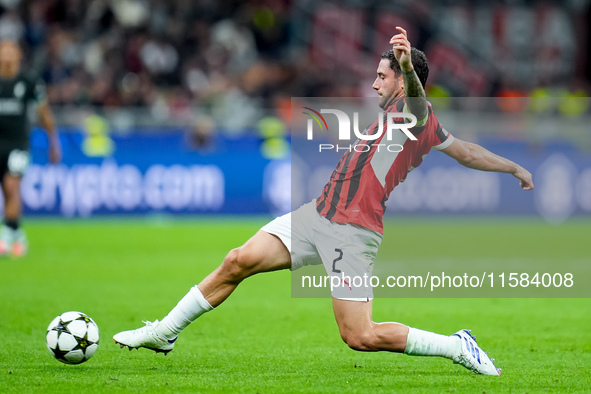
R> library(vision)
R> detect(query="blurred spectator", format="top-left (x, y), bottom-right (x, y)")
top-left (0, 0), bottom-right (586, 135)
top-left (139, 36), bottom-right (179, 80)
top-left (186, 114), bottom-right (215, 151)
top-left (0, 10), bottom-right (24, 41)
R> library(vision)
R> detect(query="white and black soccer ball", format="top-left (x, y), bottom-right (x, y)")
top-left (46, 311), bottom-right (99, 365)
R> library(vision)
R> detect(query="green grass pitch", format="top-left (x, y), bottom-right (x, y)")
top-left (1, 217), bottom-right (590, 393)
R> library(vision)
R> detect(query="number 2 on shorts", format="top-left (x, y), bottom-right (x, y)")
top-left (332, 248), bottom-right (343, 273)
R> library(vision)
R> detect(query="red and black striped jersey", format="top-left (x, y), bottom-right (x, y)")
top-left (316, 98), bottom-right (453, 234)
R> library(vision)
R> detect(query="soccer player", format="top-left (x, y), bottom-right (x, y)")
top-left (0, 40), bottom-right (60, 257)
top-left (114, 28), bottom-right (533, 375)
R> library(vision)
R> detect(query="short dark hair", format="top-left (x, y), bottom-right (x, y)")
top-left (380, 48), bottom-right (429, 88)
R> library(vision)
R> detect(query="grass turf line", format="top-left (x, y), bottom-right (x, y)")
top-left (0, 218), bottom-right (590, 393)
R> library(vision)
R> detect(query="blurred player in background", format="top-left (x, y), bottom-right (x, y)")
top-left (114, 28), bottom-right (533, 375)
top-left (0, 40), bottom-right (61, 257)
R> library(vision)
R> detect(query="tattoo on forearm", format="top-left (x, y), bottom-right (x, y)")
top-left (402, 69), bottom-right (428, 121)
top-left (402, 70), bottom-right (425, 98)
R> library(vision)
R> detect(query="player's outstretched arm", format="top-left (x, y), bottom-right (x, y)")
top-left (390, 26), bottom-right (428, 122)
top-left (38, 101), bottom-right (61, 164)
top-left (442, 138), bottom-right (534, 190)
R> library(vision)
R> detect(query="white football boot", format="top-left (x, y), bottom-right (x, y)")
top-left (0, 225), bottom-right (13, 257)
top-left (452, 329), bottom-right (501, 376)
top-left (113, 320), bottom-right (177, 354)
top-left (11, 229), bottom-right (28, 257)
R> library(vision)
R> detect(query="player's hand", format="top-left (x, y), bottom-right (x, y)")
top-left (389, 26), bottom-right (412, 72)
top-left (514, 167), bottom-right (534, 190)
top-left (48, 139), bottom-right (62, 164)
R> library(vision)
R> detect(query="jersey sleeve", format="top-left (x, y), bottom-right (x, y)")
top-left (431, 123), bottom-right (455, 150)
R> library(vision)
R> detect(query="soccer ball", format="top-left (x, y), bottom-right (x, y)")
top-left (46, 311), bottom-right (99, 364)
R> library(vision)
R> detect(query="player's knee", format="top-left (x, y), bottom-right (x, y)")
top-left (221, 248), bottom-right (244, 281)
top-left (221, 247), bottom-right (257, 282)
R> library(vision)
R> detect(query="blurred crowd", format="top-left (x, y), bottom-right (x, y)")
top-left (1, 0), bottom-right (589, 135)
top-left (3, 0), bottom-right (319, 130)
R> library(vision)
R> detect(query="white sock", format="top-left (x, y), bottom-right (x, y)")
top-left (404, 327), bottom-right (460, 359)
top-left (156, 286), bottom-right (213, 338)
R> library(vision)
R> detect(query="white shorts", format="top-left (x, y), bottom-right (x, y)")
top-left (261, 200), bottom-right (383, 301)
top-left (1, 149), bottom-right (30, 178)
